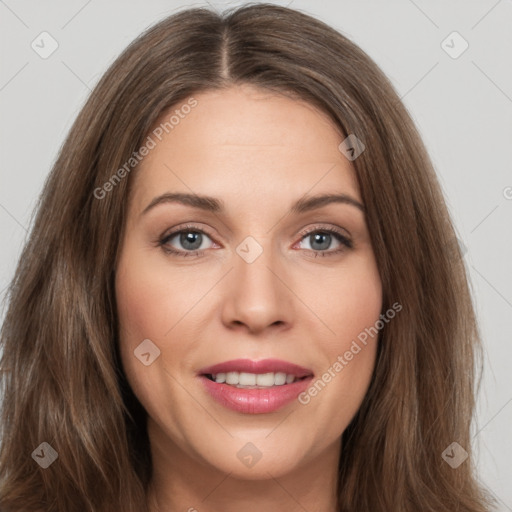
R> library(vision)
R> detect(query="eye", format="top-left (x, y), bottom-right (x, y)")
top-left (157, 224), bottom-right (353, 258)
top-left (158, 224), bottom-right (216, 257)
top-left (295, 226), bottom-right (353, 257)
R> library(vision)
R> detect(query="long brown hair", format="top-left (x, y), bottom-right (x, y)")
top-left (0, 4), bottom-right (495, 511)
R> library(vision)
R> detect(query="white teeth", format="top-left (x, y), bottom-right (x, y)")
top-left (239, 372), bottom-right (256, 386)
top-left (256, 372), bottom-right (275, 386)
top-left (226, 372), bottom-right (239, 385)
top-left (274, 372), bottom-right (286, 385)
top-left (211, 371), bottom-right (300, 387)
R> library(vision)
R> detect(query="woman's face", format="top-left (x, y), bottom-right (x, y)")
top-left (115, 84), bottom-right (382, 480)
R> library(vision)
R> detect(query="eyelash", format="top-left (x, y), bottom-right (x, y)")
top-left (157, 223), bottom-right (353, 259)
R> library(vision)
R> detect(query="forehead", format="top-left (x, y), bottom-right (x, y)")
top-left (130, 85), bottom-right (361, 214)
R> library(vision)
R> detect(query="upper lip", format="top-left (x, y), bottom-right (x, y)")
top-left (198, 358), bottom-right (314, 378)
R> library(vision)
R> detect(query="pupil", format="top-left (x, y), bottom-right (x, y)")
top-left (311, 233), bottom-right (330, 251)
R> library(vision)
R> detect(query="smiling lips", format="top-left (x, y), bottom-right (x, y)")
top-left (198, 358), bottom-right (314, 414)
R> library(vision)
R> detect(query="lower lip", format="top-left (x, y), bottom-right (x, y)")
top-left (198, 375), bottom-right (314, 414)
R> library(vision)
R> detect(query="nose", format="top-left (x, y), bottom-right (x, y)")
top-left (220, 237), bottom-right (294, 335)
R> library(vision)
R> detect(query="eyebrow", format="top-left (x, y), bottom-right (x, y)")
top-left (141, 191), bottom-right (365, 217)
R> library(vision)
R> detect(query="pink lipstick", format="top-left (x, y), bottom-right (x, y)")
top-left (197, 358), bottom-right (314, 414)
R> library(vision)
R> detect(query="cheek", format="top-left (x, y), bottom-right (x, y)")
top-left (114, 247), bottom-right (177, 394)
top-left (116, 267), bottom-right (163, 342)
top-left (317, 255), bottom-right (383, 353)
top-left (115, 248), bottom-right (188, 343)
top-left (301, 255), bottom-right (382, 423)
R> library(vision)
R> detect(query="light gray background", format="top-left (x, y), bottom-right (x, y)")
top-left (1, 0), bottom-right (511, 509)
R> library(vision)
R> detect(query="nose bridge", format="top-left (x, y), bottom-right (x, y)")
top-left (234, 234), bottom-right (281, 299)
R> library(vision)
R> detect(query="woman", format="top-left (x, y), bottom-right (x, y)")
top-left (0, 4), bottom-right (495, 511)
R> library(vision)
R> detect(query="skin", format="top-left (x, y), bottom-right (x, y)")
top-left (115, 84), bottom-right (382, 512)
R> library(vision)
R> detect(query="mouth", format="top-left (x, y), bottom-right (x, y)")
top-left (197, 359), bottom-right (314, 414)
